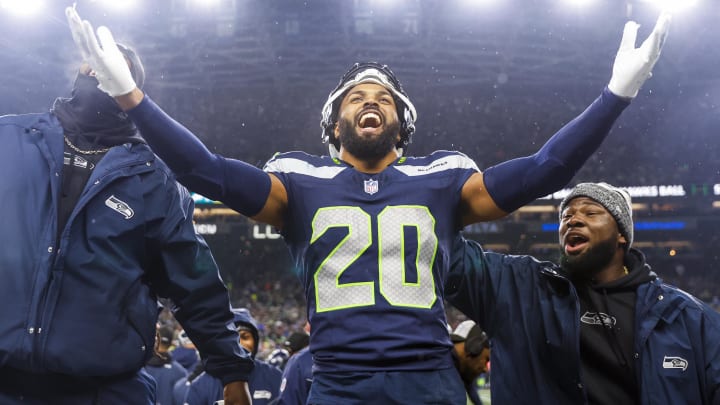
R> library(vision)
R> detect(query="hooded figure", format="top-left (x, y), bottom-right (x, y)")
top-left (184, 308), bottom-right (282, 405)
top-left (0, 30), bottom-right (252, 404)
top-left (233, 308), bottom-right (260, 358)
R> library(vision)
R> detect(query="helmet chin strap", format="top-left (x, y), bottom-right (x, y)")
top-left (328, 143), bottom-right (340, 158)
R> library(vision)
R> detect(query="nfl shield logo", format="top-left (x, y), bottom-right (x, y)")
top-left (364, 179), bottom-right (379, 195)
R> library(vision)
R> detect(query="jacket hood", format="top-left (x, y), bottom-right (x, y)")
top-left (573, 247), bottom-right (656, 389)
top-left (591, 248), bottom-right (656, 292)
top-left (232, 308), bottom-right (259, 358)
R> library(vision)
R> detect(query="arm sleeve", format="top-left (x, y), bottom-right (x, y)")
top-left (147, 181), bottom-right (254, 384)
top-left (126, 96), bottom-right (271, 217)
top-left (483, 87), bottom-right (630, 213)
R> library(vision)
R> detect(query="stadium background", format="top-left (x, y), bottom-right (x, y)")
top-left (1, 1), bottom-right (718, 396)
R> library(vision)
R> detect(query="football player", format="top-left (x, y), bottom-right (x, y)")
top-left (66, 7), bottom-right (670, 404)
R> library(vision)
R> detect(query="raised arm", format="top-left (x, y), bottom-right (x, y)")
top-left (459, 13), bottom-right (671, 225)
top-left (143, 178), bottom-right (252, 405)
top-left (65, 6), bottom-right (288, 228)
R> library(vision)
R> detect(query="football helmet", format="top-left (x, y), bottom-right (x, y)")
top-left (320, 62), bottom-right (417, 157)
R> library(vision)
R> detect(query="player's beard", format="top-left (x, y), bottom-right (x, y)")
top-left (337, 116), bottom-right (400, 163)
top-left (560, 236), bottom-right (617, 282)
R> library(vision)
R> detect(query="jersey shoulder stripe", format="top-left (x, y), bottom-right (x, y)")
top-left (394, 150), bottom-right (480, 177)
top-left (263, 151), bottom-right (346, 179)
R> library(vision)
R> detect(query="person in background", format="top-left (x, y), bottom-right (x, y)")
top-left (272, 346), bottom-right (313, 405)
top-left (450, 320), bottom-right (490, 405)
top-left (0, 13), bottom-right (252, 404)
top-left (185, 308), bottom-right (282, 405)
top-left (282, 332), bottom-right (310, 359)
top-left (172, 330), bottom-right (201, 372)
top-left (268, 328), bottom-right (310, 372)
top-left (146, 325), bottom-right (189, 405)
top-left (67, 6), bottom-right (670, 404)
top-left (271, 321), bottom-right (313, 405)
top-left (446, 182), bottom-right (720, 403)
top-left (173, 362), bottom-right (205, 405)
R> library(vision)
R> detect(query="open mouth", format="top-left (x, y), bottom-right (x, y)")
top-left (358, 111), bottom-right (383, 129)
top-left (564, 234), bottom-right (589, 254)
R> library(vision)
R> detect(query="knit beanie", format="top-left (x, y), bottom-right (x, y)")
top-left (559, 182), bottom-right (633, 251)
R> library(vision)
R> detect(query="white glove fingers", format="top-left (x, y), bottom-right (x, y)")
top-left (618, 21), bottom-right (640, 52)
top-left (96, 26), bottom-right (120, 57)
top-left (82, 20), bottom-right (104, 59)
top-left (639, 12), bottom-right (672, 63)
top-left (652, 12), bottom-right (672, 37)
top-left (64, 7), bottom-right (137, 96)
top-left (648, 12), bottom-right (671, 54)
top-left (65, 6), bottom-right (91, 60)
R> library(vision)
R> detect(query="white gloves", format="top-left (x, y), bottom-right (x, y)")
top-left (608, 12), bottom-right (672, 99)
top-left (66, 6), bottom-right (137, 97)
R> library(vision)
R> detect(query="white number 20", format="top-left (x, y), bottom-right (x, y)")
top-left (311, 206), bottom-right (438, 312)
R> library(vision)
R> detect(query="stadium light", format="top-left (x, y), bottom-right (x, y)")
top-left (185, 0), bottom-right (238, 14)
top-left (0, 0), bottom-right (44, 16)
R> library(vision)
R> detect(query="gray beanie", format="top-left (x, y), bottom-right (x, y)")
top-left (559, 182), bottom-right (633, 251)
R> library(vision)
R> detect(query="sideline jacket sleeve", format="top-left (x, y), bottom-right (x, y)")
top-left (482, 88), bottom-right (630, 213)
top-left (146, 179), bottom-right (253, 385)
top-left (702, 305), bottom-right (720, 402)
top-left (444, 236), bottom-right (500, 331)
top-left (126, 96), bottom-right (271, 217)
top-left (444, 235), bottom-right (552, 336)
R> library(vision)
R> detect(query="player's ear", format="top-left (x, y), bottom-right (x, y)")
top-left (333, 123), bottom-right (340, 140)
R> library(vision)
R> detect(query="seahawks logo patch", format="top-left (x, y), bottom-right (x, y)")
top-left (105, 195), bottom-right (134, 219)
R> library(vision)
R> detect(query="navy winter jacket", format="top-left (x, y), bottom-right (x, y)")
top-left (445, 237), bottom-right (720, 404)
top-left (0, 112), bottom-right (252, 384)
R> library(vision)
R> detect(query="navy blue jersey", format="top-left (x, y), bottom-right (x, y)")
top-left (264, 150), bottom-right (478, 373)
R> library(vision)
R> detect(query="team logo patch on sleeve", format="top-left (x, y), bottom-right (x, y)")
top-left (364, 179), bottom-right (379, 195)
top-left (662, 356), bottom-right (688, 371)
top-left (105, 195), bottom-right (134, 219)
